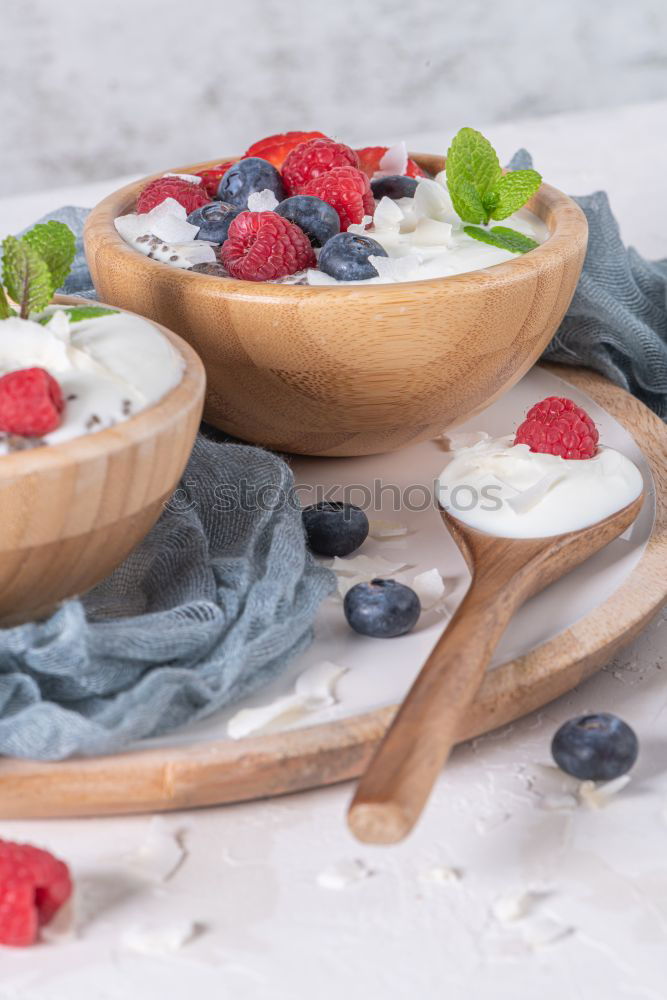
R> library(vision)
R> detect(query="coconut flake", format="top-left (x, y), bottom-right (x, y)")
top-left (247, 189), bottom-right (279, 212)
top-left (411, 568), bottom-right (445, 610)
top-left (122, 816), bottom-right (186, 882)
top-left (373, 196), bottom-right (404, 231)
top-left (114, 212), bottom-right (151, 243)
top-left (492, 890), bottom-right (545, 923)
top-left (368, 519), bottom-right (408, 539)
top-left (317, 859), bottom-right (374, 890)
top-left (331, 554), bottom-right (408, 578)
top-left (146, 199), bottom-right (200, 242)
top-left (411, 217), bottom-right (453, 248)
top-left (121, 920), bottom-right (198, 956)
top-left (306, 268), bottom-right (340, 285)
top-left (227, 661), bottom-right (347, 739)
top-left (578, 775), bottom-right (631, 810)
top-left (506, 472), bottom-right (566, 514)
top-left (346, 214), bottom-right (374, 236)
top-left (418, 865), bottom-right (462, 885)
top-left (442, 430), bottom-right (491, 451)
top-left (368, 254), bottom-right (423, 283)
top-left (374, 141), bottom-right (408, 178)
top-left (163, 173), bottom-right (203, 185)
top-left (413, 178), bottom-right (458, 224)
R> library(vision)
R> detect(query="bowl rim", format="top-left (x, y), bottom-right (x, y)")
top-left (85, 152), bottom-right (589, 298)
top-left (0, 295), bottom-right (206, 476)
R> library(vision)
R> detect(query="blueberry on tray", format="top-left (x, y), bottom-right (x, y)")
top-left (344, 579), bottom-right (421, 638)
top-left (551, 712), bottom-right (639, 781)
top-left (302, 501), bottom-right (369, 557)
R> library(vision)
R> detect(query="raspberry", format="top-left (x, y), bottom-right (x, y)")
top-left (0, 368), bottom-right (64, 437)
top-left (194, 161), bottom-right (236, 198)
top-left (281, 138), bottom-right (359, 195)
top-left (302, 167), bottom-right (375, 231)
top-left (136, 176), bottom-right (211, 215)
top-left (0, 840), bottom-right (72, 947)
top-left (355, 146), bottom-right (427, 179)
top-left (243, 131), bottom-right (327, 170)
top-left (220, 211), bottom-right (316, 281)
top-left (514, 396), bottom-right (599, 460)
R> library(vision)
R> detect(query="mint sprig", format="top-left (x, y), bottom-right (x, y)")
top-left (2, 236), bottom-right (53, 318)
top-left (0, 221), bottom-right (77, 320)
top-left (463, 225), bottom-right (539, 254)
top-left (446, 128), bottom-right (542, 225)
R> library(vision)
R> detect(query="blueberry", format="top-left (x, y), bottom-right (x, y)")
top-left (216, 157), bottom-right (285, 208)
top-left (551, 713), bottom-right (639, 781)
top-left (318, 233), bottom-right (388, 281)
top-left (371, 175), bottom-right (419, 200)
top-left (187, 201), bottom-right (242, 243)
top-left (275, 196), bottom-right (340, 247)
top-left (302, 501), bottom-right (368, 557)
top-left (344, 579), bottom-right (421, 638)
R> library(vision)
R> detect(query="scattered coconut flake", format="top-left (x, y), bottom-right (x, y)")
top-left (163, 173), bottom-right (203, 185)
top-left (146, 199), bottom-right (200, 243)
top-left (578, 775), bottom-right (631, 810)
top-left (411, 217), bottom-right (453, 248)
top-left (114, 212), bottom-right (152, 243)
top-left (317, 859), bottom-right (374, 890)
top-left (411, 568), bottom-right (445, 610)
top-left (506, 472), bottom-right (565, 514)
top-left (227, 661), bottom-right (347, 739)
top-left (540, 792), bottom-right (578, 811)
top-left (368, 519), bottom-right (408, 539)
top-left (331, 554), bottom-right (408, 578)
top-left (373, 196), bottom-right (404, 231)
top-left (247, 189), bottom-right (279, 212)
top-left (121, 920), bottom-right (198, 956)
top-left (442, 430), bottom-right (491, 451)
top-left (375, 141), bottom-right (408, 178)
top-left (346, 214), bottom-right (373, 236)
top-left (492, 890), bottom-right (545, 923)
top-left (369, 254), bottom-right (423, 283)
top-left (413, 178), bottom-right (458, 224)
top-left (123, 816), bottom-right (186, 882)
top-left (418, 865), bottom-right (462, 885)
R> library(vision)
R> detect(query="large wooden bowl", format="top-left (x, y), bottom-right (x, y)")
top-left (0, 297), bottom-right (205, 626)
top-left (84, 154), bottom-right (587, 457)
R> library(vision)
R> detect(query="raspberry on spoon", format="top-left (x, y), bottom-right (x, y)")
top-left (514, 396), bottom-right (599, 460)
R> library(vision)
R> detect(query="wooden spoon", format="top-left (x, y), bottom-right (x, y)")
top-left (348, 492), bottom-right (644, 844)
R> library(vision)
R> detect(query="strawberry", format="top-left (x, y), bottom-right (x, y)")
top-left (194, 161), bottom-right (236, 198)
top-left (355, 146), bottom-right (427, 179)
top-left (243, 131), bottom-right (327, 170)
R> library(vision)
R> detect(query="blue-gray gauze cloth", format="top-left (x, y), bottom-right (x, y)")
top-left (1, 151), bottom-right (665, 761)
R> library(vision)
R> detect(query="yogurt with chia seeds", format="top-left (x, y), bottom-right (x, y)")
top-left (0, 309), bottom-right (184, 454)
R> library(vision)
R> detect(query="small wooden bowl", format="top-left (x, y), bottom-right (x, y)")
top-left (0, 297), bottom-right (205, 626)
top-left (84, 154), bottom-right (587, 457)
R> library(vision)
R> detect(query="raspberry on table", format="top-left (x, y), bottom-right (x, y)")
top-left (220, 211), bottom-right (316, 281)
top-left (355, 146), bottom-right (427, 179)
top-left (194, 162), bottom-right (236, 198)
top-left (0, 367), bottom-right (65, 437)
top-left (0, 840), bottom-right (72, 947)
top-left (281, 138), bottom-right (360, 196)
top-left (243, 131), bottom-right (327, 170)
top-left (136, 176), bottom-right (211, 215)
top-left (514, 396), bottom-right (599, 459)
top-left (302, 166), bottom-right (375, 231)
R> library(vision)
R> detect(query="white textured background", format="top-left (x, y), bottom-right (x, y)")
top-left (2, 0), bottom-right (667, 195)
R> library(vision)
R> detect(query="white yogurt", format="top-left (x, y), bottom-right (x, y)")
top-left (436, 434), bottom-right (643, 538)
top-left (0, 310), bottom-right (184, 453)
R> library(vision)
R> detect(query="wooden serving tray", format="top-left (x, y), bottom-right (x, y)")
top-left (0, 366), bottom-right (665, 819)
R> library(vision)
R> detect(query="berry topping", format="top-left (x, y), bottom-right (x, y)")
top-left (187, 201), bottom-right (242, 243)
top-left (319, 232), bottom-right (388, 281)
top-left (302, 166), bottom-right (375, 231)
top-left (344, 579), bottom-right (421, 638)
top-left (0, 368), bottom-right (64, 437)
top-left (302, 501), bottom-right (369, 557)
top-left (514, 396), bottom-right (599, 460)
top-left (0, 839), bottom-right (72, 947)
top-left (136, 176), bottom-right (211, 215)
top-left (275, 195), bottom-right (340, 247)
top-left (371, 174), bottom-right (419, 200)
top-left (217, 158), bottom-right (286, 209)
top-left (355, 146), bottom-right (427, 179)
top-left (281, 138), bottom-right (360, 196)
top-left (220, 211), bottom-right (315, 282)
top-left (243, 131), bottom-right (327, 170)
top-left (551, 713), bottom-right (639, 781)
top-left (194, 161), bottom-right (236, 198)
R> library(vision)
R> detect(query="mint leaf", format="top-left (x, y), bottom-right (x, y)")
top-left (463, 225), bottom-right (539, 254)
top-left (490, 170), bottom-right (542, 221)
top-left (1, 236), bottom-right (52, 318)
top-left (0, 285), bottom-right (12, 320)
top-left (22, 221), bottom-right (76, 294)
top-left (446, 128), bottom-right (502, 224)
top-left (62, 306), bottom-right (119, 322)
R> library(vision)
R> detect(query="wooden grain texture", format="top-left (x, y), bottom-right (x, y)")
top-left (83, 154), bottom-right (588, 456)
top-left (0, 295), bottom-right (205, 625)
top-left (348, 494), bottom-right (644, 844)
top-left (0, 368), bottom-right (663, 819)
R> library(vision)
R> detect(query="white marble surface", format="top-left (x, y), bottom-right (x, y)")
top-left (2, 0), bottom-right (667, 196)
top-left (0, 105), bottom-right (665, 998)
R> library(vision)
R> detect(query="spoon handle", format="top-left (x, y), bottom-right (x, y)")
top-left (347, 573), bottom-right (521, 844)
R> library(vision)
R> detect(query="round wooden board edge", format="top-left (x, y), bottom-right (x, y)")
top-left (0, 364), bottom-right (665, 818)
